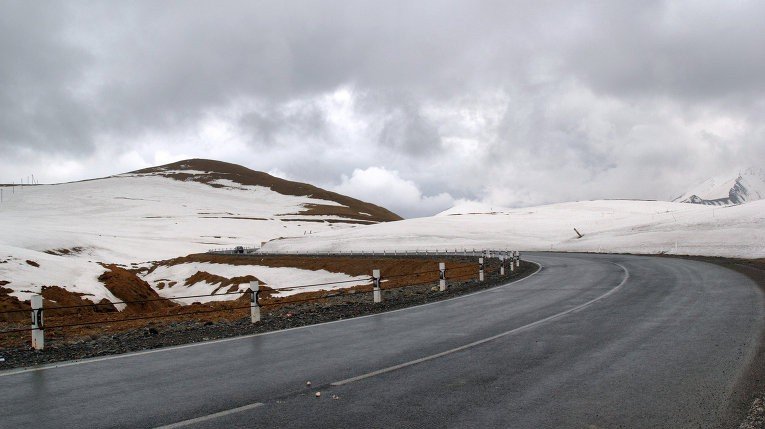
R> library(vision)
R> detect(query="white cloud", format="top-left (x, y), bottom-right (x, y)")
top-left (333, 167), bottom-right (454, 218)
top-left (3, 1), bottom-right (765, 215)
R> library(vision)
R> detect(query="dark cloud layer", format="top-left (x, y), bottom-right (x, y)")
top-left (1, 0), bottom-right (764, 217)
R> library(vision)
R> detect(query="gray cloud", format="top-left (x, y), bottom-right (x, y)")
top-left (1, 0), bottom-right (764, 215)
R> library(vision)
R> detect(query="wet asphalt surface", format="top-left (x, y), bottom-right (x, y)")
top-left (0, 253), bottom-right (762, 428)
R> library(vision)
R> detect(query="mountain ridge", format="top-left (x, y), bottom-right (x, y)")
top-left (674, 167), bottom-right (765, 206)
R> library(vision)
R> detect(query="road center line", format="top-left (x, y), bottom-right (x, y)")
top-left (153, 402), bottom-right (264, 429)
top-left (331, 262), bottom-right (629, 387)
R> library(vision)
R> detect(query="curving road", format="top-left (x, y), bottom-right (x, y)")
top-left (0, 253), bottom-right (763, 428)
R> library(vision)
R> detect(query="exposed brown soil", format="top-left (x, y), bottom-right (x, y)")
top-left (0, 285), bottom-right (124, 323)
top-left (25, 260), bottom-right (39, 267)
top-left (130, 159), bottom-right (402, 222)
top-left (182, 271), bottom-right (260, 295)
top-left (41, 286), bottom-right (117, 315)
top-left (0, 287), bottom-right (28, 322)
top-left (43, 247), bottom-right (85, 256)
top-left (98, 265), bottom-right (177, 313)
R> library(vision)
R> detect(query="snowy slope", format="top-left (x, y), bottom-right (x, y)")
top-left (0, 159), bottom-right (398, 304)
top-left (0, 160), bottom-right (400, 263)
top-left (674, 167), bottom-right (765, 206)
top-left (263, 199), bottom-right (765, 258)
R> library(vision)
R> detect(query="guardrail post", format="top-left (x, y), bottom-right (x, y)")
top-left (249, 281), bottom-right (261, 323)
top-left (479, 257), bottom-right (484, 282)
top-left (372, 269), bottom-right (382, 303)
top-left (31, 294), bottom-right (44, 350)
top-left (439, 262), bottom-right (446, 291)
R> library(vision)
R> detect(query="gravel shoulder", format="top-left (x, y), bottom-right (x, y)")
top-left (703, 258), bottom-right (765, 429)
top-left (642, 255), bottom-right (765, 429)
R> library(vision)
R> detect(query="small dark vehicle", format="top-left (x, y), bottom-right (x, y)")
top-left (234, 246), bottom-right (244, 254)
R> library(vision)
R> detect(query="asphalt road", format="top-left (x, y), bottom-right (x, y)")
top-left (1, 253), bottom-right (763, 428)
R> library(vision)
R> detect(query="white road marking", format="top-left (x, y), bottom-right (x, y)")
top-left (153, 402), bottom-right (264, 428)
top-left (0, 261), bottom-right (544, 377)
top-left (331, 263), bottom-right (629, 386)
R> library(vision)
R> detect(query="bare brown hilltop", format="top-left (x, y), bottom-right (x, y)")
top-left (130, 159), bottom-right (403, 223)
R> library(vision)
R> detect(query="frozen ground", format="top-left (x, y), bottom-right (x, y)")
top-left (0, 173), bottom-right (360, 263)
top-left (264, 199), bottom-right (765, 259)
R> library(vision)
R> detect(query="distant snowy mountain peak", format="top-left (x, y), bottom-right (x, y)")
top-left (674, 167), bottom-right (765, 206)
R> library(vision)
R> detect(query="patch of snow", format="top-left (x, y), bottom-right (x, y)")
top-left (142, 262), bottom-right (370, 303)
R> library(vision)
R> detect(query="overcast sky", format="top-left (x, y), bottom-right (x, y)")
top-left (2, 1), bottom-right (764, 217)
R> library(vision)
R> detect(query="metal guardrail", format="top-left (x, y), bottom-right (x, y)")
top-left (207, 248), bottom-right (518, 258)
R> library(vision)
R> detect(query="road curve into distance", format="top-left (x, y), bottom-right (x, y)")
top-left (1, 253), bottom-right (763, 428)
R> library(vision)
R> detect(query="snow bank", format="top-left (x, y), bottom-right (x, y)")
top-left (142, 262), bottom-right (370, 302)
top-left (263, 200), bottom-right (765, 259)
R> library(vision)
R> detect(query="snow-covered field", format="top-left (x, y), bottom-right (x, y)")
top-left (263, 199), bottom-right (765, 259)
top-left (0, 170), bottom-right (373, 304)
top-left (0, 173), bottom-right (357, 264)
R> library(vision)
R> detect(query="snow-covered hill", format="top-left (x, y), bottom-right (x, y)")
top-left (263, 199), bottom-right (765, 259)
top-left (674, 167), bottom-right (765, 206)
top-left (0, 159), bottom-right (399, 304)
top-left (0, 159), bottom-right (399, 263)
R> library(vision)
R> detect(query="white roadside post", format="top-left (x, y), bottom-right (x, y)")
top-left (515, 251), bottom-right (521, 268)
top-left (479, 257), bottom-right (485, 282)
top-left (249, 280), bottom-right (261, 323)
top-left (439, 262), bottom-right (446, 291)
top-left (373, 269), bottom-right (382, 303)
top-left (31, 294), bottom-right (44, 350)
top-left (510, 252), bottom-right (515, 272)
top-left (500, 257), bottom-right (505, 276)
